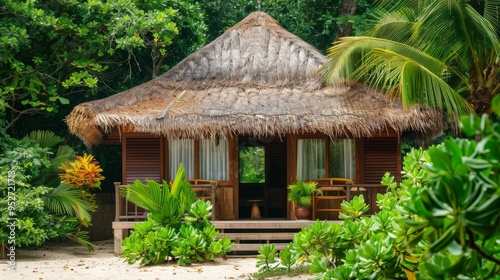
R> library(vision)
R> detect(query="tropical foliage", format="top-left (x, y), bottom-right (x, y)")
top-left (59, 154), bottom-right (105, 189)
top-left (120, 165), bottom-right (233, 266)
top-left (0, 130), bottom-right (98, 253)
top-left (287, 180), bottom-right (321, 207)
top-left (58, 153), bottom-right (105, 220)
top-left (199, 0), bottom-right (372, 54)
top-left (239, 146), bottom-right (265, 183)
top-left (0, 0), bottom-right (207, 134)
top-left (1, 0), bottom-right (377, 139)
top-left (321, 0), bottom-right (500, 123)
top-left (254, 96), bottom-right (500, 279)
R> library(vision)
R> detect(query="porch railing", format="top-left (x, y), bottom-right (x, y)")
top-left (311, 178), bottom-right (386, 219)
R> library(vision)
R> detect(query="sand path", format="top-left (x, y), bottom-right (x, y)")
top-left (0, 240), bottom-right (275, 280)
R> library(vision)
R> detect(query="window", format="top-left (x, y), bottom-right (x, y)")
top-left (168, 139), bottom-right (195, 179)
top-left (296, 138), bottom-right (356, 181)
top-left (199, 139), bottom-right (229, 180)
top-left (167, 138), bottom-right (229, 180)
top-left (296, 139), bottom-right (325, 180)
top-left (329, 139), bottom-right (356, 179)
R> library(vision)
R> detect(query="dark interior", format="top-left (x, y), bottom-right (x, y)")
top-left (238, 136), bottom-right (288, 219)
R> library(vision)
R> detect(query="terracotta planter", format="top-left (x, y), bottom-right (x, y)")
top-left (294, 206), bottom-right (311, 220)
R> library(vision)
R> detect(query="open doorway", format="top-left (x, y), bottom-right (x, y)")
top-left (238, 136), bottom-right (288, 219)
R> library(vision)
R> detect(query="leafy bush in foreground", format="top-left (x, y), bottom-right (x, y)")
top-left (0, 131), bottom-right (99, 253)
top-left (120, 165), bottom-right (233, 266)
top-left (255, 96), bottom-right (500, 279)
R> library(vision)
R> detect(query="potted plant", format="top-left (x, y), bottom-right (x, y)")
top-left (287, 180), bottom-right (321, 219)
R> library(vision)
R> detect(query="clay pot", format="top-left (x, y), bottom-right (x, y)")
top-left (294, 206), bottom-right (311, 220)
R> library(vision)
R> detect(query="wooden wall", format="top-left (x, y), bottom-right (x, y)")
top-left (120, 131), bottom-right (401, 220)
top-left (122, 135), bottom-right (163, 184)
top-left (357, 132), bottom-right (401, 183)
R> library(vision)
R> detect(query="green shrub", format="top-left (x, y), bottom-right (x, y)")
top-left (0, 131), bottom-right (95, 253)
top-left (254, 96), bottom-right (500, 279)
top-left (120, 165), bottom-right (233, 266)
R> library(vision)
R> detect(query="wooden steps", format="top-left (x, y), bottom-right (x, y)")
top-left (112, 220), bottom-right (317, 256)
top-left (216, 220), bottom-right (316, 253)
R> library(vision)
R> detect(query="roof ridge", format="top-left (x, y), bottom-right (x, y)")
top-left (161, 11), bottom-right (325, 84)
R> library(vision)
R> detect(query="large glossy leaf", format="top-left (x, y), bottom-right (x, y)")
top-left (121, 179), bottom-right (169, 214)
top-left (45, 184), bottom-right (92, 226)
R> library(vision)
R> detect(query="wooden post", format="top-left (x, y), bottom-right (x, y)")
top-left (114, 182), bottom-right (122, 221)
top-left (114, 227), bottom-right (125, 256)
top-left (210, 182), bottom-right (216, 221)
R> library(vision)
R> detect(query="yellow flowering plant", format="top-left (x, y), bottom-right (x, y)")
top-left (59, 153), bottom-right (105, 217)
top-left (59, 153), bottom-right (105, 189)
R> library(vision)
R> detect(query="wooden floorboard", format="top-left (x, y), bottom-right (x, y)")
top-left (231, 243), bottom-right (291, 251)
top-left (213, 220), bottom-right (316, 229)
top-left (220, 232), bottom-right (296, 240)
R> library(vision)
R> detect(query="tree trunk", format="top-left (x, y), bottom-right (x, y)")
top-left (470, 63), bottom-right (499, 115)
top-left (335, 0), bottom-right (359, 41)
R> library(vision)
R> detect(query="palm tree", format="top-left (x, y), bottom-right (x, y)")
top-left (321, 0), bottom-right (500, 125)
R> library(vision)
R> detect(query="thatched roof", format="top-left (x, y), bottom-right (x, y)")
top-left (66, 12), bottom-right (443, 147)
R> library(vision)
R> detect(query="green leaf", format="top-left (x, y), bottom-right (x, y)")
top-left (429, 226), bottom-right (457, 253)
top-left (426, 147), bottom-right (452, 173)
top-left (58, 97), bottom-right (70, 105)
top-left (492, 95), bottom-right (500, 116)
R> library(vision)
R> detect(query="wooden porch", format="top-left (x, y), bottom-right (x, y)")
top-left (112, 220), bottom-right (320, 256)
top-left (112, 182), bottom-right (386, 256)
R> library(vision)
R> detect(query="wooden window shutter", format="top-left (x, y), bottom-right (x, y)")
top-left (124, 137), bottom-right (161, 183)
top-left (362, 137), bottom-right (399, 183)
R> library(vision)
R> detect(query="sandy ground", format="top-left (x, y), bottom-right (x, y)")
top-left (1, 240), bottom-right (310, 280)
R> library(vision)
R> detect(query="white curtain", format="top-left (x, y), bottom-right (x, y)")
top-left (199, 139), bottom-right (229, 180)
top-left (296, 139), bottom-right (325, 180)
top-left (330, 139), bottom-right (356, 179)
top-left (168, 139), bottom-right (194, 179)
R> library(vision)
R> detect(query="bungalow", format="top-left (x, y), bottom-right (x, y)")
top-left (66, 12), bottom-right (443, 222)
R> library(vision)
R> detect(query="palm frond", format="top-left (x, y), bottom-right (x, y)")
top-left (120, 180), bottom-right (167, 214)
top-left (49, 218), bottom-right (94, 251)
top-left (484, 0), bottom-right (500, 32)
top-left (360, 48), bottom-right (473, 116)
top-left (324, 0), bottom-right (497, 118)
top-left (28, 130), bottom-right (63, 149)
top-left (413, 0), bottom-right (500, 75)
top-left (158, 196), bottom-right (182, 224)
top-left (373, 0), bottom-right (434, 14)
top-left (120, 177), bottom-right (195, 225)
top-left (369, 9), bottom-right (416, 42)
top-left (464, 5), bottom-right (500, 59)
top-left (322, 37), bottom-right (452, 83)
top-left (53, 145), bottom-right (76, 167)
top-left (321, 36), bottom-right (370, 84)
top-left (45, 184), bottom-right (93, 227)
top-left (44, 145), bottom-right (76, 186)
top-left (65, 231), bottom-right (94, 252)
top-left (322, 36), bottom-right (474, 116)
top-left (177, 180), bottom-right (196, 214)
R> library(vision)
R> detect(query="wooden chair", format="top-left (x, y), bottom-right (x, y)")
top-left (312, 178), bottom-right (354, 220)
top-left (185, 179), bottom-right (217, 220)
